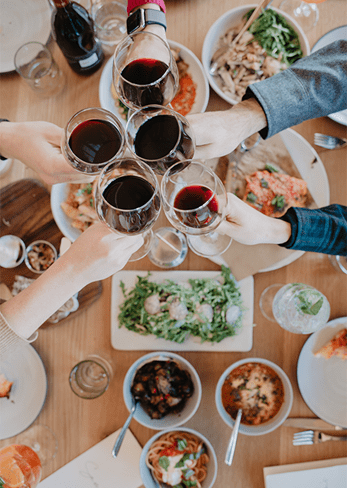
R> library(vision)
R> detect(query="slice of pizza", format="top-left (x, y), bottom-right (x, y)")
top-left (314, 328), bottom-right (347, 360)
top-left (0, 372), bottom-right (13, 398)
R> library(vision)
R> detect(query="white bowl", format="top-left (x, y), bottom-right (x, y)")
top-left (51, 183), bottom-right (81, 242)
top-left (202, 5), bottom-right (310, 105)
top-left (215, 357), bottom-right (293, 435)
top-left (140, 427), bottom-right (217, 488)
top-left (99, 39), bottom-right (210, 126)
top-left (123, 351), bottom-right (202, 430)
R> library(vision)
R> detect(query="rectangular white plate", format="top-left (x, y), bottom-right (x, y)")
top-left (111, 270), bottom-right (253, 352)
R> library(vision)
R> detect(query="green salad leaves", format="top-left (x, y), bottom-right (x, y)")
top-left (118, 266), bottom-right (244, 344)
top-left (245, 8), bottom-right (303, 65)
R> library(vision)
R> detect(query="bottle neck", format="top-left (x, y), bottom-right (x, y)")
top-left (51, 0), bottom-right (70, 8)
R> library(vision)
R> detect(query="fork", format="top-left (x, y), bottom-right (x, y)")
top-left (293, 430), bottom-right (347, 445)
top-left (314, 133), bottom-right (347, 150)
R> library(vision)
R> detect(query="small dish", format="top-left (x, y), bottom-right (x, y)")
top-left (123, 351), bottom-right (202, 430)
top-left (202, 4), bottom-right (310, 106)
top-left (215, 357), bottom-right (293, 436)
top-left (25, 240), bottom-right (58, 274)
top-left (140, 427), bottom-right (217, 488)
top-left (0, 235), bottom-right (26, 268)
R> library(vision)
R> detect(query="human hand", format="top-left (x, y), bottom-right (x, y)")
top-left (217, 193), bottom-right (291, 246)
top-left (187, 98), bottom-right (267, 161)
top-left (0, 121), bottom-right (93, 185)
top-left (62, 223), bottom-right (144, 285)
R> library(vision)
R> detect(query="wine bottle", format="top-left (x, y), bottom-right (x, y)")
top-left (51, 0), bottom-right (104, 75)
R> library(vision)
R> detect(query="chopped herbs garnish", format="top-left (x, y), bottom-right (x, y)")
top-left (0, 477), bottom-right (4, 488)
top-left (246, 192), bottom-right (257, 203)
top-left (175, 453), bottom-right (191, 468)
top-left (76, 183), bottom-right (93, 196)
top-left (118, 266), bottom-right (245, 344)
top-left (245, 8), bottom-right (303, 65)
top-left (118, 98), bottom-right (129, 120)
top-left (265, 163), bottom-right (280, 173)
top-left (177, 438), bottom-right (188, 451)
top-left (159, 456), bottom-right (170, 471)
top-left (271, 195), bottom-right (286, 210)
top-left (260, 178), bottom-right (269, 188)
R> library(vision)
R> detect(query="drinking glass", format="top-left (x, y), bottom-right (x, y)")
top-left (91, 0), bottom-right (127, 55)
top-left (0, 444), bottom-right (42, 488)
top-left (259, 283), bottom-right (330, 334)
top-left (125, 104), bottom-right (195, 175)
top-left (112, 31), bottom-right (179, 111)
top-left (95, 157), bottom-right (161, 260)
top-left (14, 42), bottom-right (65, 97)
top-left (161, 160), bottom-right (232, 257)
top-left (69, 354), bottom-right (114, 399)
top-left (279, 0), bottom-right (327, 31)
top-left (328, 255), bottom-right (347, 275)
top-left (62, 107), bottom-right (126, 174)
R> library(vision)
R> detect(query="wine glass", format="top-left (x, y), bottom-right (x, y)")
top-left (95, 157), bottom-right (161, 260)
top-left (161, 160), bottom-right (232, 257)
top-left (125, 104), bottom-right (195, 175)
top-left (0, 425), bottom-right (58, 488)
top-left (112, 31), bottom-right (179, 111)
top-left (279, 0), bottom-right (326, 31)
top-left (62, 107), bottom-right (126, 175)
top-left (259, 283), bottom-right (330, 334)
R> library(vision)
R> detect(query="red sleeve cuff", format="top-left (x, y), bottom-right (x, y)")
top-left (127, 0), bottom-right (166, 14)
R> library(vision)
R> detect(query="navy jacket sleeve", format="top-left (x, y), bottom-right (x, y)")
top-left (243, 40), bottom-right (347, 138)
top-left (279, 204), bottom-right (347, 255)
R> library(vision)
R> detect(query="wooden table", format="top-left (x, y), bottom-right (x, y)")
top-left (1, 1), bottom-right (346, 486)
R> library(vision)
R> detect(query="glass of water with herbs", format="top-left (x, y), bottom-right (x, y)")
top-left (259, 283), bottom-right (330, 334)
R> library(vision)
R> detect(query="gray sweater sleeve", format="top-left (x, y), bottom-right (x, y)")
top-left (244, 40), bottom-right (347, 138)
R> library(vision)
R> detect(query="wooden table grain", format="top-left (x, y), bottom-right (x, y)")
top-left (1, 1), bottom-right (346, 486)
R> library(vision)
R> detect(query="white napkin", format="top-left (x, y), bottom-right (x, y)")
top-left (38, 428), bottom-right (143, 488)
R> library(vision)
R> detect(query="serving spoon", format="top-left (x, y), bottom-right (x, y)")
top-left (112, 396), bottom-right (139, 458)
top-left (225, 408), bottom-right (242, 466)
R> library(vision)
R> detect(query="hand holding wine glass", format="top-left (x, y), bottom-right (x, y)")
top-left (161, 160), bottom-right (232, 257)
top-left (95, 157), bottom-right (161, 260)
top-left (112, 31), bottom-right (179, 110)
top-left (126, 104), bottom-right (195, 175)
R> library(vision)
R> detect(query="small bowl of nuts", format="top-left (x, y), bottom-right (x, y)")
top-left (25, 240), bottom-right (58, 274)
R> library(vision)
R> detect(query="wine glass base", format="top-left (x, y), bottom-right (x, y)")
top-left (148, 227), bottom-right (188, 268)
top-left (259, 284), bottom-right (284, 323)
top-left (187, 232), bottom-right (232, 257)
top-left (13, 424), bottom-right (58, 466)
top-left (279, 0), bottom-right (319, 31)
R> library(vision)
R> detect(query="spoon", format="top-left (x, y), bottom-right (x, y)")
top-left (112, 396), bottom-right (139, 458)
top-left (225, 408), bottom-right (242, 466)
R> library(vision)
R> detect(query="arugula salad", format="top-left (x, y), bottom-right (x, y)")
top-left (118, 266), bottom-right (245, 344)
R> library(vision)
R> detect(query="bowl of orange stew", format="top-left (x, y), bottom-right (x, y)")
top-left (215, 357), bottom-right (293, 435)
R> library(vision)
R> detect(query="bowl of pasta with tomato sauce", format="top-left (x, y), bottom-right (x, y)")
top-left (140, 427), bottom-right (217, 488)
top-left (215, 357), bottom-right (293, 435)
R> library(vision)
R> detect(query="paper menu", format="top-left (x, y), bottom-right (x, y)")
top-left (38, 428), bottom-right (143, 488)
top-left (264, 457), bottom-right (347, 488)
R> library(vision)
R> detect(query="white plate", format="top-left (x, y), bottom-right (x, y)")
top-left (311, 25), bottom-right (347, 126)
top-left (297, 317), bottom-right (347, 428)
top-left (50, 183), bottom-right (82, 242)
top-left (202, 5), bottom-right (310, 106)
top-left (111, 270), bottom-right (253, 351)
top-left (99, 39), bottom-right (210, 126)
top-left (0, 0), bottom-right (52, 73)
top-left (0, 342), bottom-right (47, 439)
top-left (209, 128), bottom-right (330, 273)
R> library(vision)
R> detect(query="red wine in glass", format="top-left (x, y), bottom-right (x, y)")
top-left (120, 58), bottom-right (175, 107)
top-left (174, 185), bottom-right (219, 228)
top-left (69, 119), bottom-right (122, 164)
top-left (133, 114), bottom-right (194, 173)
top-left (101, 174), bottom-right (160, 234)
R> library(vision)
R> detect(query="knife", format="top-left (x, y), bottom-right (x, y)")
top-left (283, 418), bottom-right (345, 430)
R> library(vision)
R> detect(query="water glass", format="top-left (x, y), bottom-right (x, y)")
top-left (91, 0), bottom-right (127, 55)
top-left (69, 354), bottom-right (114, 399)
top-left (328, 255), bottom-right (347, 275)
top-left (14, 42), bottom-right (65, 97)
top-left (260, 283), bottom-right (330, 334)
